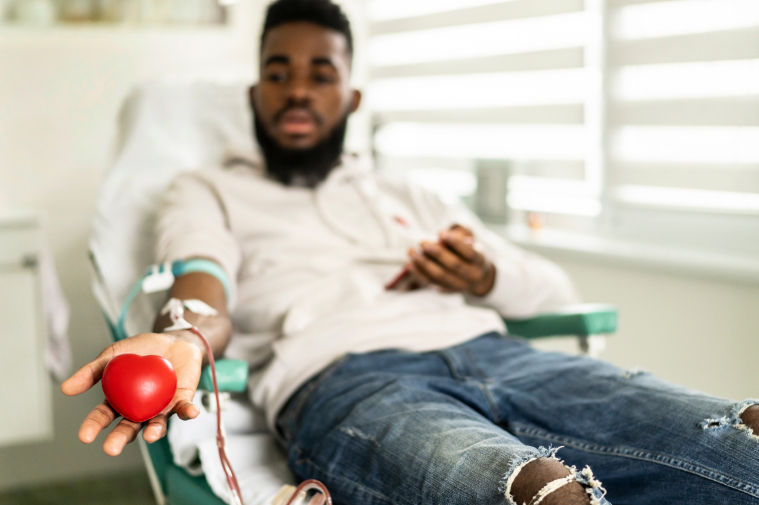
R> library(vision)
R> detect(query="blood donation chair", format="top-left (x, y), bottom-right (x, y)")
top-left (88, 80), bottom-right (618, 505)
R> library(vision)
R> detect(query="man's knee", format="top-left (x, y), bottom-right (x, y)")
top-left (740, 404), bottom-right (759, 434)
top-left (509, 458), bottom-right (591, 505)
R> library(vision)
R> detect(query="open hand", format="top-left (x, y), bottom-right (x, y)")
top-left (61, 332), bottom-right (203, 456)
top-left (406, 224), bottom-right (496, 297)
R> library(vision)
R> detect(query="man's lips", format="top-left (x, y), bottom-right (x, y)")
top-left (279, 109), bottom-right (317, 135)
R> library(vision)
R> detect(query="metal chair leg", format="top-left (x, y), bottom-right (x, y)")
top-left (578, 335), bottom-right (606, 358)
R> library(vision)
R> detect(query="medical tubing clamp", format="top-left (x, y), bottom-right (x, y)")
top-left (116, 259), bottom-right (244, 505)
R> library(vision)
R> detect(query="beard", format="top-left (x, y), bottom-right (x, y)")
top-left (253, 108), bottom-right (349, 188)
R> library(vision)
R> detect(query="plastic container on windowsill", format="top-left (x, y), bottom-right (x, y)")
top-left (59, 0), bottom-right (95, 22)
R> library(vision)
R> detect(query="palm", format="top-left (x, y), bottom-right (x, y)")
top-left (61, 332), bottom-right (203, 456)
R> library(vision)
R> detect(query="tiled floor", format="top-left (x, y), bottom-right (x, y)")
top-left (0, 470), bottom-right (154, 505)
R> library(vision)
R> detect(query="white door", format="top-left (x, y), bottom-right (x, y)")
top-left (0, 256), bottom-right (53, 446)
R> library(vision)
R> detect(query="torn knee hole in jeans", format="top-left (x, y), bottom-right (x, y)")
top-left (621, 367), bottom-right (648, 379)
top-left (700, 399), bottom-right (759, 441)
top-left (499, 446), bottom-right (607, 505)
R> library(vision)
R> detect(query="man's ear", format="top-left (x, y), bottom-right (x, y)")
top-left (248, 85), bottom-right (257, 108)
top-left (349, 89), bottom-right (362, 114)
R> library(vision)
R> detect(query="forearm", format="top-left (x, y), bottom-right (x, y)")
top-left (152, 269), bottom-right (233, 363)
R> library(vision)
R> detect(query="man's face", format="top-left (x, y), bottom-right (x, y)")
top-left (251, 21), bottom-right (360, 151)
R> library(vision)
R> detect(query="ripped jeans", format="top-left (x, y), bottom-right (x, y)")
top-left (276, 333), bottom-right (759, 505)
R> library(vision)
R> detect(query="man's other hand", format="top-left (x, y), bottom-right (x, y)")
top-left (61, 332), bottom-right (203, 456)
top-left (407, 224), bottom-right (496, 297)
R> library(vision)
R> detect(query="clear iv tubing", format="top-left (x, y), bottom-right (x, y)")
top-left (186, 325), bottom-right (245, 505)
top-left (285, 480), bottom-right (333, 505)
top-left (187, 326), bottom-right (333, 505)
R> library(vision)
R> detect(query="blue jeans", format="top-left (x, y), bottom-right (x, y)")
top-left (276, 333), bottom-right (759, 505)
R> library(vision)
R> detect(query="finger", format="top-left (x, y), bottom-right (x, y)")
top-left (440, 230), bottom-right (485, 265)
top-left (79, 400), bottom-right (118, 444)
top-left (406, 261), bottom-right (433, 285)
top-left (143, 414), bottom-right (169, 443)
top-left (404, 265), bottom-right (430, 290)
top-left (172, 388), bottom-right (200, 421)
top-left (420, 241), bottom-right (483, 283)
top-left (143, 388), bottom-right (199, 443)
top-left (103, 418), bottom-right (142, 456)
top-left (449, 224), bottom-right (474, 237)
top-left (61, 345), bottom-right (117, 396)
top-left (410, 249), bottom-right (468, 292)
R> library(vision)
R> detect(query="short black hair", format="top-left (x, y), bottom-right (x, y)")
top-left (261, 0), bottom-right (353, 58)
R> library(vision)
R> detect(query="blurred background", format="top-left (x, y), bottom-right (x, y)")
top-left (0, 0), bottom-right (758, 501)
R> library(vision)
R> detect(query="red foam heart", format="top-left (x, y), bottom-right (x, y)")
top-left (101, 354), bottom-right (177, 423)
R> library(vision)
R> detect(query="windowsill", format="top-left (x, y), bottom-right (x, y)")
top-left (488, 224), bottom-right (759, 286)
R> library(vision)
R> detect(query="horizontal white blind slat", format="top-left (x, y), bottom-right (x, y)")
top-left (369, 69), bottom-right (586, 111)
top-left (374, 123), bottom-right (586, 160)
top-left (370, 48), bottom-right (584, 80)
top-left (615, 185), bottom-right (759, 214)
top-left (367, 0), bottom-right (511, 22)
top-left (610, 28), bottom-right (759, 66)
top-left (614, 163), bottom-right (759, 193)
top-left (613, 59), bottom-right (759, 101)
top-left (610, 99), bottom-right (759, 126)
top-left (369, 12), bottom-right (587, 66)
top-left (609, 0), bottom-right (668, 6)
top-left (613, 126), bottom-right (759, 164)
top-left (614, 0), bottom-right (759, 41)
top-left (374, 106), bottom-right (584, 125)
top-left (369, 0), bottom-right (583, 34)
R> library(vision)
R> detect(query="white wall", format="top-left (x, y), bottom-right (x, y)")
top-left (533, 255), bottom-right (759, 404)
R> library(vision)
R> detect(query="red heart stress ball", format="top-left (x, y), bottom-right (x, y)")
top-left (101, 354), bottom-right (177, 422)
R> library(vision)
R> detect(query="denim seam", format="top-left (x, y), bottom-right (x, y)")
top-left (473, 380), bottom-right (501, 423)
top-left (292, 455), bottom-right (406, 505)
top-left (511, 423), bottom-right (759, 499)
top-left (436, 349), bottom-right (465, 381)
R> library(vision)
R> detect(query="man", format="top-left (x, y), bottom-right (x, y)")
top-left (63, 0), bottom-right (759, 504)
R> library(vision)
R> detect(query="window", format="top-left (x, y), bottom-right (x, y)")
top-left (366, 0), bottom-right (759, 256)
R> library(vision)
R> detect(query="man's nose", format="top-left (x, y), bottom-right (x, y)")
top-left (284, 75), bottom-right (313, 104)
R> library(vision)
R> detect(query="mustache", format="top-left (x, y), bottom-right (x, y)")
top-left (273, 104), bottom-right (324, 126)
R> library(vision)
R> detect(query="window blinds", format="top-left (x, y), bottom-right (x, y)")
top-left (367, 0), bottom-right (759, 252)
top-left (608, 0), bottom-right (759, 250)
top-left (366, 0), bottom-right (598, 215)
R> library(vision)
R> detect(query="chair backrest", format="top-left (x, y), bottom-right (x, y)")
top-left (89, 80), bottom-right (255, 336)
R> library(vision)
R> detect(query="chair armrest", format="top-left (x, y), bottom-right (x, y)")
top-left (503, 303), bottom-right (618, 339)
top-left (198, 359), bottom-right (248, 393)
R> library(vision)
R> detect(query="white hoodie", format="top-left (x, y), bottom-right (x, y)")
top-left (155, 149), bottom-right (580, 429)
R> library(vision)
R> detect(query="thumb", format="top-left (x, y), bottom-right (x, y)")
top-left (61, 347), bottom-right (116, 396)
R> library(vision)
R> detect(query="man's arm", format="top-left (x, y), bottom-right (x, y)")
top-left (404, 224), bottom-right (580, 318)
top-left (61, 266), bottom-right (232, 456)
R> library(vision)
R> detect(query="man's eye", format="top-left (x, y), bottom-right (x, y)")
top-left (267, 73), bottom-right (287, 83)
top-left (313, 74), bottom-right (335, 85)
